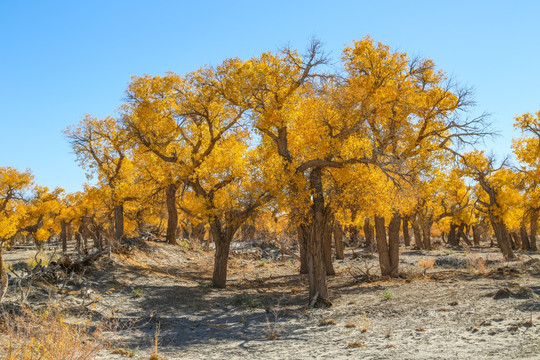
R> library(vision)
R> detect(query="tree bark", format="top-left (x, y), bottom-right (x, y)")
top-left (412, 222), bottom-right (423, 250)
top-left (510, 231), bottom-right (520, 250)
top-left (210, 220), bottom-right (234, 288)
top-left (388, 212), bottom-right (401, 276)
top-left (349, 225), bottom-right (360, 247)
top-left (422, 223), bottom-right (432, 250)
top-left (457, 222), bottom-right (472, 246)
top-left (60, 221), bottom-right (69, 253)
top-left (363, 217), bottom-right (374, 250)
top-left (530, 209), bottom-right (538, 251)
top-left (520, 224), bottom-right (531, 250)
top-left (306, 168), bottom-right (330, 307)
top-left (0, 245), bottom-right (7, 302)
top-left (114, 204), bottom-right (124, 243)
top-left (448, 223), bottom-right (458, 246)
top-left (472, 225), bottom-right (481, 246)
top-left (298, 226), bottom-right (308, 274)
top-left (402, 216), bottom-right (411, 247)
top-left (489, 214), bottom-right (515, 260)
top-left (375, 216), bottom-right (392, 276)
top-left (323, 217), bottom-right (335, 276)
top-left (334, 221), bottom-right (345, 260)
top-left (166, 183), bottom-right (178, 245)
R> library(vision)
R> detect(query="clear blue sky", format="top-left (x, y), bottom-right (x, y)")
top-left (1, 0), bottom-right (539, 193)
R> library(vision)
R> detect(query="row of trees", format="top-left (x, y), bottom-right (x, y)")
top-left (1, 38), bottom-right (539, 306)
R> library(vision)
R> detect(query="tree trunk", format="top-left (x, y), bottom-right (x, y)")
top-left (490, 214), bottom-right (515, 260)
top-left (510, 232), bottom-right (519, 249)
top-left (422, 223), bottom-right (432, 250)
top-left (363, 217), bottom-right (374, 250)
top-left (448, 223), bottom-right (458, 246)
top-left (0, 245), bottom-right (7, 302)
top-left (323, 217), bottom-right (335, 276)
top-left (520, 224), bottom-right (531, 250)
top-left (298, 226), bottom-right (308, 274)
top-left (402, 216), bottom-right (411, 247)
top-left (211, 233), bottom-right (232, 288)
top-left (412, 223), bottom-right (423, 250)
top-left (349, 225), bottom-right (360, 247)
top-left (375, 216), bottom-right (392, 277)
top-left (472, 225), bottom-right (481, 246)
top-left (60, 221), bottom-right (69, 253)
top-left (306, 168), bottom-right (330, 307)
top-left (388, 212), bottom-right (401, 276)
top-left (114, 204), bottom-right (124, 243)
top-left (334, 221), bottom-right (345, 260)
top-left (530, 209), bottom-right (538, 251)
top-left (166, 183), bottom-right (178, 245)
top-left (457, 222), bottom-right (472, 246)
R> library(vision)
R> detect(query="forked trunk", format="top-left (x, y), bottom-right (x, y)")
top-left (334, 221), bottom-right (345, 260)
top-left (166, 183), bottom-right (178, 245)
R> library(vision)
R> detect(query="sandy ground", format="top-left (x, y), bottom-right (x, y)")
top-left (2, 241), bottom-right (539, 359)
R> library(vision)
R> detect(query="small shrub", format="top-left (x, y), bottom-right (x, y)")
top-left (131, 287), bottom-right (143, 298)
top-left (231, 293), bottom-right (261, 308)
top-left (319, 317), bottom-right (335, 326)
top-left (382, 289), bottom-right (393, 300)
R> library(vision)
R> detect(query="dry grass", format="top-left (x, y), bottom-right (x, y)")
top-left (0, 307), bottom-right (105, 360)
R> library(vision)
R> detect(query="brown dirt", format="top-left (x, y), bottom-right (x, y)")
top-left (2, 242), bottom-right (539, 359)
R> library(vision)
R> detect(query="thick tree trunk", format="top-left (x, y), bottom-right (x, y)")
top-left (298, 226), bottom-right (308, 274)
top-left (323, 217), bottom-right (335, 276)
top-left (166, 183), bottom-right (178, 245)
top-left (334, 221), bottom-right (345, 260)
top-left (363, 218), bottom-right (374, 250)
top-left (422, 223), bottom-right (432, 250)
top-left (472, 225), bottom-right (481, 246)
top-left (520, 224), bottom-right (531, 250)
top-left (211, 234), bottom-right (232, 288)
top-left (490, 214), bottom-right (515, 260)
top-left (457, 222), bottom-right (472, 246)
top-left (412, 223), bottom-right (423, 250)
top-left (114, 204), bottom-right (124, 243)
top-left (402, 216), bottom-right (411, 247)
top-left (448, 223), bottom-right (458, 246)
top-left (375, 216), bottom-right (392, 276)
top-left (530, 209), bottom-right (538, 251)
top-left (306, 168), bottom-right (330, 307)
top-left (388, 213), bottom-right (401, 276)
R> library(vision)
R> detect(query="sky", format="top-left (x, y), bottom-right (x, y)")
top-left (1, 0), bottom-right (539, 193)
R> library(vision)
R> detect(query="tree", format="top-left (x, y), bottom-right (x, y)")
top-left (241, 37), bottom-right (488, 306)
top-left (459, 151), bottom-right (515, 259)
top-left (512, 109), bottom-right (540, 251)
top-left (65, 115), bottom-right (134, 243)
top-left (0, 167), bottom-right (34, 301)
top-left (123, 63), bottom-right (271, 288)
